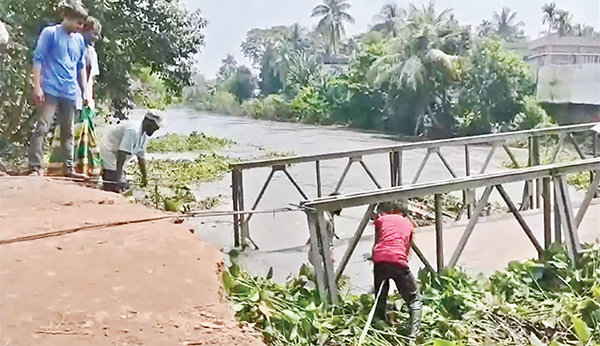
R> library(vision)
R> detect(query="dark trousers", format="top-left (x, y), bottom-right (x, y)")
top-left (102, 169), bottom-right (127, 193)
top-left (29, 94), bottom-right (75, 171)
top-left (374, 262), bottom-right (422, 336)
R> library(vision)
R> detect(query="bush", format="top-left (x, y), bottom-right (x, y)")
top-left (241, 98), bottom-right (264, 119)
top-left (512, 95), bottom-right (554, 130)
top-left (262, 94), bottom-right (292, 120)
top-left (290, 86), bottom-right (330, 124)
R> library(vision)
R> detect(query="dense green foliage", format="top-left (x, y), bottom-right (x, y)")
top-left (0, 0), bottom-right (206, 152)
top-left (224, 244), bottom-right (600, 345)
top-left (186, 2), bottom-right (552, 138)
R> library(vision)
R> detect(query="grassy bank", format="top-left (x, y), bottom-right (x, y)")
top-left (223, 244), bottom-right (600, 346)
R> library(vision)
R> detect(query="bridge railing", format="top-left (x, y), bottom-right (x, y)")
top-left (230, 122), bottom-right (599, 248)
top-left (301, 158), bottom-right (600, 303)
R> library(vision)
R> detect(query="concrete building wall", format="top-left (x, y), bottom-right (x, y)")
top-left (536, 64), bottom-right (600, 105)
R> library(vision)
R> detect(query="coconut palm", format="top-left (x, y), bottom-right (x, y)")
top-left (311, 0), bottom-right (355, 55)
top-left (371, 3), bottom-right (405, 36)
top-left (368, 3), bottom-right (460, 133)
top-left (555, 10), bottom-right (572, 36)
top-left (492, 7), bottom-right (524, 41)
top-left (477, 19), bottom-right (495, 37)
top-left (542, 2), bottom-right (558, 34)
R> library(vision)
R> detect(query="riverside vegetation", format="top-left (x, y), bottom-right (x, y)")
top-left (224, 243), bottom-right (600, 346)
top-left (180, 1), bottom-right (597, 139)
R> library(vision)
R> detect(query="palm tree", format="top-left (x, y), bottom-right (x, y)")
top-left (555, 10), bottom-right (572, 36)
top-left (542, 2), bottom-right (558, 34)
top-left (492, 7), bottom-right (524, 41)
top-left (477, 19), bottom-right (495, 37)
top-left (372, 3), bottom-right (405, 36)
top-left (311, 0), bottom-right (355, 55)
top-left (369, 3), bottom-right (459, 133)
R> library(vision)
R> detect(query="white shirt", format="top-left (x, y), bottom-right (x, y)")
top-left (77, 45), bottom-right (100, 110)
top-left (100, 120), bottom-right (148, 171)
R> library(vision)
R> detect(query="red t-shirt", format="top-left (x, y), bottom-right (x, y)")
top-left (372, 214), bottom-right (413, 268)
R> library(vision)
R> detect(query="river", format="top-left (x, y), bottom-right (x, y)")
top-left (151, 108), bottom-right (585, 291)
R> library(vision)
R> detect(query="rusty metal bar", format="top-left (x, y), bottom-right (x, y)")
top-left (496, 185), bottom-right (544, 258)
top-left (412, 149), bottom-right (432, 184)
top-left (434, 194), bottom-right (444, 272)
top-left (359, 160), bottom-right (382, 189)
top-left (283, 168), bottom-right (309, 200)
top-left (448, 186), bottom-right (493, 267)
top-left (335, 204), bottom-right (377, 282)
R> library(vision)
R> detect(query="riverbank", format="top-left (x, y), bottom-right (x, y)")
top-left (0, 177), bottom-right (264, 346)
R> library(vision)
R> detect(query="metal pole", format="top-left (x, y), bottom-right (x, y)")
top-left (232, 170), bottom-right (240, 247)
top-left (397, 151), bottom-right (403, 187)
top-left (434, 194), bottom-right (444, 272)
top-left (533, 136), bottom-right (541, 209)
top-left (554, 185), bottom-right (562, 244)
top-left (316, 161), bottom-right (322, 198)
top-left (542, 177), bottom-right (551, 250)
top-left (465, 145), bottom-right (472, 219)
top-left (389, 152), bottom-right (397, 187)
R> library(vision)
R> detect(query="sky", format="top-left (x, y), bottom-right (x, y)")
top-left (183, 0), bottom-right (600, 78)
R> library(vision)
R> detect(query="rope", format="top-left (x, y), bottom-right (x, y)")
top-left (0, 206), bottom-right (304, 246)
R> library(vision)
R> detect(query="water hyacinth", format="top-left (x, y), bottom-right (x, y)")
top-left (224, 243), bottom-right (600, 346)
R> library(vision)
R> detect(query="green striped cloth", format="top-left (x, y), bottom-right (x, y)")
top-left (48, 107), bottom-right (103, 176)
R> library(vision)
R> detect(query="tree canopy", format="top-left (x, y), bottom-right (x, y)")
top-left (0, 0), bottom-right (207, 151)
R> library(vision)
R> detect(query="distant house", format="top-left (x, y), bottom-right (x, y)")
top-left (526, 35), bottom-right (600, 124)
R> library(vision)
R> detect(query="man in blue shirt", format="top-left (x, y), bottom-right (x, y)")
top-left (29, 1), bottom-right (90, 177)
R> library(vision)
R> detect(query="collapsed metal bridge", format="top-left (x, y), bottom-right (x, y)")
top-left (229, 123), bottom-right (600, 302)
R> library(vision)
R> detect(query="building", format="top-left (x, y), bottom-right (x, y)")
top-left (525, 35), bottom-right (600, 124)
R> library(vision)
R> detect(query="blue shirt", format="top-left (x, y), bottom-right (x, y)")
top-left (33, 25), bottom-right (86, 102)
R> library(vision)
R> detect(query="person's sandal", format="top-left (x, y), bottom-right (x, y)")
top-left (28, 170), bottom-right (42, 177)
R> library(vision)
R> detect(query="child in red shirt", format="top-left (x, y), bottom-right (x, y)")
top-left (370, 201), bottom-right (421, 337)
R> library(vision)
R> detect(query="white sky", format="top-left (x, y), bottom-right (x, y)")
top-left (183, 0), bottom-right (600, 78)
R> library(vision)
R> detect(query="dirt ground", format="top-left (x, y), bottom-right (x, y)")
top-left (0, 177), bottom-right (265, 346)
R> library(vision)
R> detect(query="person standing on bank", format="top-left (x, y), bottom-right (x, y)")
top-left (29, 1), bottom-right (90, 177)
top-left (100, 111), bottom-right (164, 193)
top-left (367, 201), bottom-right (422, 338)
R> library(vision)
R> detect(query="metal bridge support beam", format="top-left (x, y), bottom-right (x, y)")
top-left (553, 175), bottom-right (582, 264)
top-left (306, 209), bottom-right (338, 305)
